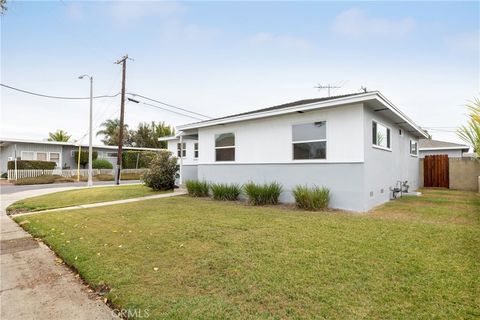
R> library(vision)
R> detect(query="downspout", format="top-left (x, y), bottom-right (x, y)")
top-left (179, 135), bottom-right (183, 185)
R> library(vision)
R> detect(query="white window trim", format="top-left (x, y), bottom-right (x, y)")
top-left (291, 121), bottom-right (327, 161)
top-left (36, 152), bottom-right (48, 161)
top-left (372, 119), bottom-right (392, 151)
top-left (194, 143), bottom-right (199, 159)
top-left (21, 151), bottom-right (35, 160)
top-left (409, 140), bottom-right (418, 157)
top-left (177, 143), bottom-right (186, 159)
top-left (214, 132), bottom-right (236, 162)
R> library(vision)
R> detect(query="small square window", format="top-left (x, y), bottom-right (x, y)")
top-left (177, 143), bottom-right (186, 157)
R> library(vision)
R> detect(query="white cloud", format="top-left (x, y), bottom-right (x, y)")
top-left (108, 1), bottom-right (186, 23)
top-left (445, 32), bottom-right (479, 52)
top-left (332, 8), bottom-right (415, 37)
top-left (247, 32), bottom-right (311, 50)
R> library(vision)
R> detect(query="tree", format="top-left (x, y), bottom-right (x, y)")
top-left (131, 121), bottom-right (175, 148)
top-left (154, 121), bottom-right (175, 149)
top-left (457, 98), bottom-right (480, 156)
top-left (96, 119), bottom-right (131, 146)
top-left (73, 150), bottom-right (98, 168)
top-left (1, 0), bottom-right (7, 14)
top-left (48, 130), bottom-right (71, 142)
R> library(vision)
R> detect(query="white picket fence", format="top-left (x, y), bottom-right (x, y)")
top-left (7, 168), bottom-right (147, 181)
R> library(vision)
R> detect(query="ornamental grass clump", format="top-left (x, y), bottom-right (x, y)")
top-left (292, 185), bottom-right (330, 210)
top-left (243, 182), bottom-right (283, 205)
top-left (185, 180), bottom-right (210, 197)
top-left (211, 183), bottom-right (241, 201)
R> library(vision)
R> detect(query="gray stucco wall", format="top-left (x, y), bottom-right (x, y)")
top-left (62, 146), bottom-right (120, 169)
top-left (0, 144), bottom-right (14, 173)
top-left (197, 163), bottom-right (365, 212)
top-left (419, 149), bottom-right (464, 158)
top-left (182, 165), bottom-right (198, 182)
top-left (363, 106), bottom-right (420, 210)
top-left (0, 143), bottom-right (63, 172)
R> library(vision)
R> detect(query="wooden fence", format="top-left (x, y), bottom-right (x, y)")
top-left (7, 168), bottom-right (146, 181)
top-left (423, 155), bottom-right (449, 188)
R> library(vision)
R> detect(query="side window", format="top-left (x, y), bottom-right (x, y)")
top-left (215, 133), bottom-right (235, 161)
top-left (410, 140), bottom-right (418, 156)
top-left (194, 143), bottom-right (199, 158)
top-left (372, 121), bottom-right (391, 149)
top-left (292, 121), bottom-right (326, 160)
top-left (177, 143), bottom-right (186, 158)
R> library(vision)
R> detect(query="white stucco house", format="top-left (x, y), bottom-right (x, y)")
top-left (418, 139), bottom-right (470, 158)
top-left (163, 91), bottom-right (429, 212)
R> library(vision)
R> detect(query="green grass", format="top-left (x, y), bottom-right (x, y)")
top-left (14, 189), bottom-right (480, 319)
top-left (7, 184), bottom-right (169, 213)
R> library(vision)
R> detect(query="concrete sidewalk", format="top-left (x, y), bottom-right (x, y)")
top-left (0, 186), bottom-right (119, 319)
top-left (13, 189), bottom-right (187, 217)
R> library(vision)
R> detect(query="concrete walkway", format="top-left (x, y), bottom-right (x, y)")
top-left (0, 185), bottom-right (177, 319)
top-left (13, 189), bottom-right (187, 217)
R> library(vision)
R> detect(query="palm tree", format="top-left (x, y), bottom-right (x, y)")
top-left (96, 119), bottom-right (130, 146)
top-left (457, 98), bottom-right (480, 156)
top-left (48, 129), bottom-right (71, 142)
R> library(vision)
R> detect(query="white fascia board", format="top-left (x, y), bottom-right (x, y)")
top-left (177, 92), bottom-right (378, 130)
top-left (419, 146), bottom-right (469, 151)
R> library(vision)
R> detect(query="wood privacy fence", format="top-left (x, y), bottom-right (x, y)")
top-left (423, 155), bottom-right (449, 188)
top-left (7, 168), bottom-right (146, 181)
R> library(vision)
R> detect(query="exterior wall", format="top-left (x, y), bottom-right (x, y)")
top-left (363, 106), bottom-right (420, 209)
top-left (62, 146), bottom-right (120, 169)
top-left (0, 142), bottom-right (63, 172)
top-left (197, 103), bottom-right (365, 164)
top-left (197, 163), bottom-right (365, 211)
top-left (166, 139), bottom-right (198, 166)
top-left (419, 149), bottom-right (464, 158)
top-left (182, 165), bottom-right (198, 182)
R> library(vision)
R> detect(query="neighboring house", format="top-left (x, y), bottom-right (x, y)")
top-left (0, 138), bottom-right (162, 173)
top-left (164, 91), bottom-right (428, 212)
top-left (418, 139), bottom-right (470, 158)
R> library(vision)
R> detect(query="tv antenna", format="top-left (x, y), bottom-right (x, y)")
top-left (360, 86), bottom-right (368, 93)
top-left (315, 83), bottom-right (341, 97)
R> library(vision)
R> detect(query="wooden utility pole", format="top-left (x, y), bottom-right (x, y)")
top-left (115, 54), bottom-right (129, 185)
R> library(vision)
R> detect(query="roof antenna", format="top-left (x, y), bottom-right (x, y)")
top-left (360, 86), bottom-right (368, 93)
top-left (315, 83), bottom-right (341, 97)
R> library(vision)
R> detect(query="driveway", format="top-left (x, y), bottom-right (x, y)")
top-left (0, 186), bottom-right (118, 319)
top-left (0, 180), bottom-right (141, 195)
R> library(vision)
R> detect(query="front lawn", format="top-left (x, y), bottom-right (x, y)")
top-left (14, 189), bottom-right (480, 319)
top-left (7, 184), bottom-right (169, 213)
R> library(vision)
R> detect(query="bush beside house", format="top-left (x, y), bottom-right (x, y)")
top-left (92, 159), bottom-right (113, 169)
top-left (122, 150), bottom-right (157, 169)
top-left (143, 150), bottom-right (179, 191)
top-left (243, 182), bottom-right (283, 206)
top-left (292, 185), bottom-right (330, 210)
top-left (73, 150), bottom-right (98, 168)
top-left (185, 180), bottom-right (210, 197)
top-left (211, 183), bottom-right (241, 201)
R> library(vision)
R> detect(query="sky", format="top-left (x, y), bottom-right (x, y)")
top-left (1, 0), bottom-right (479, 145)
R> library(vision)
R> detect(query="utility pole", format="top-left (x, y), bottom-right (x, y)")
top-left (78, 74), bottom-right (94, 187)
top-left (115, 54), bottom-right (130, 185)
top-left (315, 83), bottom-right (341, 97)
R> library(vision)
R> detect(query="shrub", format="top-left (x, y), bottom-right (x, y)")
top-left (185, 180), bottom-right (210, 197)
top-left (73, 150), bottom-right (98, 168)
top-left (13, 175), bottom-right (75, 185)
top-left (92, 159), bottom-right (113, 169)
top-left (292, 185), bottom-right (330, 210)
top-left (1, 172), bottom-right (7, 179)
top-left (243, 182), bottom-right (283, 205)
top-left (8, 160), bottom-right (56, 170)
top-left (122, 150), bottom-right (157, 169)
top-left (142, 150), bottom-right (179, 191)
top-left (211, 183), bottom-right (241, 201)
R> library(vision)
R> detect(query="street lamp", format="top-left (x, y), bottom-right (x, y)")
top-left (78, 74), bottom-right (94, 187)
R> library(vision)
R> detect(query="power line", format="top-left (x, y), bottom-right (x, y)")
top-left (133, 100), bottom-right (204, 121)
top-left (1, 83), bottom-right (120, 100)
top-left (127, 93), bottom-right (212, 119)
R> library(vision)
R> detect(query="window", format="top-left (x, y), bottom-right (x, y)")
top-left (21, 151), bottom-right (34, 160)
top-left (97, 151), bottom-right (104, 159)
top-left (399, 129), bottom-right (403, 136)
top-left (49, 153), bottom-right (60, 166)
top-left (410, 140), bottom-right (418, 156)
top-left (107, 152), bottom-right (118, 158)
top-left (36, 152), bottom-right (47, 161)
top-left (177, 143), bottom-right (186, 158)
top-left (215, 133), bottom-right (235, 161)
top-left (292, 121), bottom-right (326, 160)
top-left (372, 121), bottom-right (391, 149)
top-left (194, 143), bottom-right (199, 158)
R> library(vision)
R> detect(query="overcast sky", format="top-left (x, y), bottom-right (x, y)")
top-left (1, 1), bottom-right (478, 145)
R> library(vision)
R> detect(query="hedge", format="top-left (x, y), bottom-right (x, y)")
top-left (8, 160), bottom-right (56, 170)
top-left (73, 150), bottom-right (98, 168)
top-left (122, 150), bottom-right (157, 169)
top-left (92, 159), bottom-right (113, 169)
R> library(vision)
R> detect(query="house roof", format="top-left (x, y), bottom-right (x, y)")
top-left (419, 139), bottom-right (470, 151)
top-left (0, 137), bottom-right (164, 152)
top-left (177, 91), bottom-right (429, 139)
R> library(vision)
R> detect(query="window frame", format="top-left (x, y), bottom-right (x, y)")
top-left (177, 143), bottom-right (186, 158)
top-left (36, 152), bottom-right (48, 161)
top-left (291, 121), bottom-right (327, 161)
top-left (21, 151), bottom-right (35, 161)
top-left (372, 120), bottom-right (392, 152)
top-left (194, 142), bottom-right (199, 159)
top-left (215, 132), bottom-right (235, 162)
top-left (409, 140), bottom-right (418, 157)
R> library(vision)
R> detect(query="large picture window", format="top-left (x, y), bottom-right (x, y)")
top-left (292, 121), bottom-right (326, 160)
top-left (410, 140), bottom-right (418, 156)
top-left (372, 120), bottom-right (391, 149)
top-left (215, 133), bottom-right (235, 161)
top-left (177, 143), bottom-right (186, 157)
